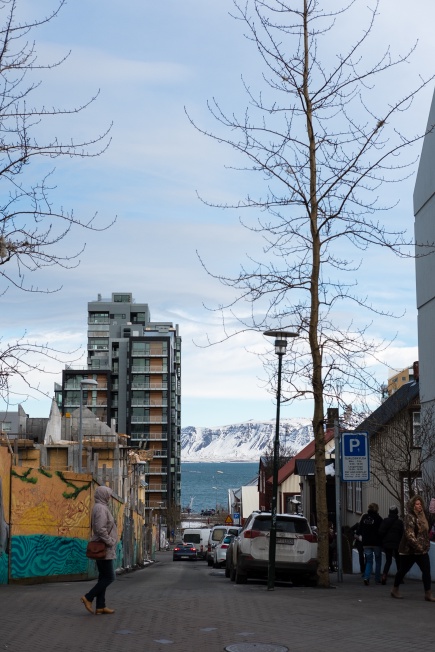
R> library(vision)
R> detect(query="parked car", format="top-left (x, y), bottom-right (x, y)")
top-left (213, 534), bottom-right (235, 568)
top-left (229, 511), bottom-right (318, 585)
top-left (172, 542), bottom-right (198, 561)
top-left (182, 527), bottom-right (211, 560)
top-left (206, 525), bottom-right (241, 566)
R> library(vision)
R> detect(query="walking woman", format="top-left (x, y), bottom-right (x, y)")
top-left (81, 486), bottom-right (118, 615)
top-left (391, 495), bottom-right (435, 601)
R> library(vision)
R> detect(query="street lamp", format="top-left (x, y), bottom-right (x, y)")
top-left (78, 378), bottom-right (98, 473)
top-left (263, 329), bottom-right (298, 591)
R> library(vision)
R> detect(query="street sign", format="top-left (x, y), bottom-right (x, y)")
top-left (341, 432), bottom-right (370, 482)
top-left (233, 512), bottom-right (240, 524)
top-left (225, 515), bottom-right (234, 525)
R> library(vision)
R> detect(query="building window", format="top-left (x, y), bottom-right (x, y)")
top-left (355, 482), bottom-right (362, 514)
top-left (403, 476), bottom-right (423, 505)
top-left (412, 411), bottom-right (421, 447)
top-left (113, 294), bottom-right (131, 303)
top-left (1, 422), bottom-right (11, 432)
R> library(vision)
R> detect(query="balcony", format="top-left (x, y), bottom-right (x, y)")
top-left (130, 367), bottom-right (167, 374)
top-left (147, 466), bottom-right (167, 475)
top-left (130, 433), bottom-right (168, 442)
top-left (130, 416), bottom-right (168, 424)
top-left (131, 400), bottom-right (166, 407)
top-left (147, 484), bottom-right (167, 492)
top-left (131, 382), bottom-right (168, 390)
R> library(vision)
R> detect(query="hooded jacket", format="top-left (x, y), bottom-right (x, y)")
top-left (379, 509), bottom-right (404, 550)
top-left (359, 508), bottom-right (383, 547)
top-left (90, 486), bottom-right (118, 560)
top-left (398, 495), bottom-right (430, 556)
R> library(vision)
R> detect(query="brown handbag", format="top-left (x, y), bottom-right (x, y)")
top-left (86, 540), bottom-right (106, 559)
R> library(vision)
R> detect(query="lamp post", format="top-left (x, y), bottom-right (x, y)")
top-left (78, 378), bottom-right (98, 473)
top-left (263, 329), bottom-right (298, 591)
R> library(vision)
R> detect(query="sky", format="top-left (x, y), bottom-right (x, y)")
top-left (1, 0), bottom-right (435, 428)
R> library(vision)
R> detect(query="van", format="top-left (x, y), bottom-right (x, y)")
top-left (206, 524), bottom-right (242, 566)
top-left (182, 527), bottom-right (211, 559)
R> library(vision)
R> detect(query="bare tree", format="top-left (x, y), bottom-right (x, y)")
top-left (188, 0), bottom-right (434, 586)
top-left (0, 1), bottom-right (113, 402)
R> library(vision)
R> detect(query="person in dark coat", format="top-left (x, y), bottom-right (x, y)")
top-left (350, 521), bottom-right (365, 575)
top-left (391, 495), bottom-right (435, 601)
top-left (81, 486), bottom-right (118, 615)
top-left (379, 505), bottom-right (403, 584)
top-left (359, 502), bottom-right (383, 585)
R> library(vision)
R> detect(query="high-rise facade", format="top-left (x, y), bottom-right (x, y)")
top-left (59, 292), bottom-right (181, 520)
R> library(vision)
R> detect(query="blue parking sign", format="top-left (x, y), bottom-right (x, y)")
top-left (341, 432), bottom-right (369, 481)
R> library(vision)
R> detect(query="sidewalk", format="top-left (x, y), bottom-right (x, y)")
top-left (0, 554), bottom-right (433, 652)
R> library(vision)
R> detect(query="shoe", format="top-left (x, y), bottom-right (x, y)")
top-left (391, 586), bottom-right (403, 599)
top-left (363, 579), bottom-right (369, 586)
top-left (381, 574), bottom-right (387, 585)
top-left (425, 591), bottom-right (435, 602)
top-left (95, 607), bottom-right (115, 615)
top-left (81, 596), bottom-right (94, 614)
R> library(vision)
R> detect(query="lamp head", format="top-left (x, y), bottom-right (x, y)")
top-left (263, 329), bottom-right (298, 356)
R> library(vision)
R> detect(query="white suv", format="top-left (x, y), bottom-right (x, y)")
top-left (229, 511), bottom-right (318, 585)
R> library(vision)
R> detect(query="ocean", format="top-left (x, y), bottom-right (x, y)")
top-left (181, 461), bottom-right (258, 514)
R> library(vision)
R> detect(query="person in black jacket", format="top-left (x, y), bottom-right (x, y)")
top-left (379, 505), bottom-right (403, 585)
top-left (359, 502), bottom-right (383, 585)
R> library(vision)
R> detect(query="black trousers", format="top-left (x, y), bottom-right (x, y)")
top-left (383, 547), bottom-right (400, 575)
top-left (394, 553), bottom-right (431, 591)
top-left (85, 559), bottom-right (116, 609)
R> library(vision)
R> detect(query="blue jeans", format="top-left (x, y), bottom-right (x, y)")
top-left (363, 546), bottom-right (382, 583)
top-left (85, 559), bottom-right (115, 609)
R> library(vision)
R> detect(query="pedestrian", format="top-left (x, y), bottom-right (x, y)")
top-left (81, 486), bottom-right (118, 615)
top-left (379, 505), bottom-right (403, 585)
top-left (359, 502), bottom-right (383, 586)
top-left (350, 521), bottom-right (365, 575)
top-left (391, 495), bottom-right (435, 601)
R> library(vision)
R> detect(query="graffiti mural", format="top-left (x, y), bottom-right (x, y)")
top-left (0, 446), bottom-right (11, 584)
top-left (10, 466), bottom-right (92, 581)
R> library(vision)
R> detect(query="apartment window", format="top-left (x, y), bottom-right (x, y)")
top-left (131, 342), bottom-right (148, 355)
top-left (354, 482), bottom-right (362, 514)
top-left (403, 476), bottom-right (423, 505)
top-left (113, 294), bottom-right (131, 303)
top-left (89, 312), bottom-right (109, 324)
top-left (1, 422), bottom-right (11, 432)
top-left (412, 411), bottom-right (421, 447)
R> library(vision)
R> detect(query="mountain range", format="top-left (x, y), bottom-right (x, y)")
top-left (181, 418), bottom-right (313, 462)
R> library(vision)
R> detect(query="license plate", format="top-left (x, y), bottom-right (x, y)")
top-left (181, 555), bottom-right (190, 559)
top-left (276, 538), bottom-right (294, 545)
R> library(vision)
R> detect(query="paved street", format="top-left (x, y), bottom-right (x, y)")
top-left (1, 552), bottom-right (434, 651)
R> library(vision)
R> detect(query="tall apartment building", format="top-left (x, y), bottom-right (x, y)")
top-left (59, 292), bottom-right (181, 521)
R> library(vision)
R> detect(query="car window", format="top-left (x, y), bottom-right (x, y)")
top-left (252, 516), bottom-right (310, 534)
top-left (212, 528), bottom-right (227, 542)
top-left (184, 534), bottom-right (200, 544)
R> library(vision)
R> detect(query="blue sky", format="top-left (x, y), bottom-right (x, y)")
top-left (1, 0), bottom-right (435, 427)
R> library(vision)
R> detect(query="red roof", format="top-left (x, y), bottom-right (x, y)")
top-left (272, 427), bottom-right (335, 485)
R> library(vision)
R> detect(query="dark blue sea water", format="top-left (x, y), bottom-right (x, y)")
top-left (181, 462), bottom-right (258, 514)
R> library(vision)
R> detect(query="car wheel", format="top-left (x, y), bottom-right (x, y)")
top-left (235, 563), bottom-right (247, 585)
top-left (207, 558), bottom-right (213, 567)
top-left (225, 565), bottom-right (230, 578)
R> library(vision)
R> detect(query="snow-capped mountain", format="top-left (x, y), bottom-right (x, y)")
top-left (181, 418), bottom-right (313, 462)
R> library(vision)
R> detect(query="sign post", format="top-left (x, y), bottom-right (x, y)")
top-left (341, 432), bottom-right (370, 482)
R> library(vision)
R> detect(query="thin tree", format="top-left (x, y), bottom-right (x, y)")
top-left (187, 0), bottom-right (434, 586)
top-left (0, 1), bottom-right (113, 403)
